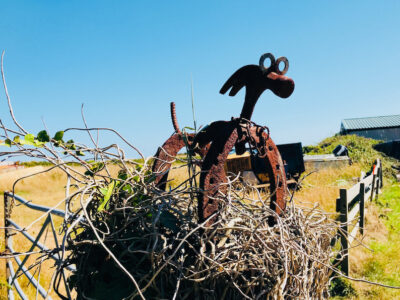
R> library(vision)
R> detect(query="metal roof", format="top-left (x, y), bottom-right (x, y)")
top-left (341, 114), bottom-right (400, 131)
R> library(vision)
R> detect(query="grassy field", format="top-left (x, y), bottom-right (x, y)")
top-left (1, 134), bottom-right (400, 299)
top-left (293, 164), bottom-right (362, 212)
top-left (339, 183), bottom-right (400, 299)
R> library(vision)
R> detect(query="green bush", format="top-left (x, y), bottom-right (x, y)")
top-left (303, 134), bottom-right (399, 180)
top-left (329, 277), bottom-right (357, 297)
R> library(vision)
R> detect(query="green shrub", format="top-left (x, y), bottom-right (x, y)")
top-left (329, 277), bottom-right (357, 297)
top-left (303, 134), bottom-right (398, 180)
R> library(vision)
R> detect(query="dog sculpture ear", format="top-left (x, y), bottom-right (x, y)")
top-left (219, 67), bottom-right (246, 96)
top-left (220, 65), bottom-right (261, 96)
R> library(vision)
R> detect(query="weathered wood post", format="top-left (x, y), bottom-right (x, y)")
top-left (339, 188), bottom-right (349, 275)
top-left (374, 159), bottom-right (381, 200)
top-left (370, 162), bottom-right (377, 202)
top-left (359, 183), bottom-right (365, 235)
top-left (4, 192), bottom-right (13, 298)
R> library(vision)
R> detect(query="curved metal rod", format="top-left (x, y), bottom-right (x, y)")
top-left (170, 102), bottom-right (181, 134)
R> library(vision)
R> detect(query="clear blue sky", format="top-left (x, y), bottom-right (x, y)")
top-left (1, 1), bottom-right (400, 156)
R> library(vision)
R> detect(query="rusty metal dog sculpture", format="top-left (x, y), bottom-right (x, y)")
top-left (153, 53), bottom-right (295, 225)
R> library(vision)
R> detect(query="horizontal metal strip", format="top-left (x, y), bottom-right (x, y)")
top-left (6, 192), bottom-right (66, 217)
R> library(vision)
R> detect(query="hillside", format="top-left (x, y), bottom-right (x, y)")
top-left (304, 134), bottom-right (399, 180)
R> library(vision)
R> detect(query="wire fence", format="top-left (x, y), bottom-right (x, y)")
top-left (3, 192), bottom-right (75, 300)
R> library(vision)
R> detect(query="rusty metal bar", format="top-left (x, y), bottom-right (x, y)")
top-left (170, 102), bottom-right (181, 134)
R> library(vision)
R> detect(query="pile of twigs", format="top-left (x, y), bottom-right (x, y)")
top-left (62, 160), bottom-right (337, 299)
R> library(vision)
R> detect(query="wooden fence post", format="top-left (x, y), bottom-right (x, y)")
top-left (339, 188), bottom-right (349, 275)
top-left (378, 159), bottom-right (381, 191)
top-left (359, 183), bottom-right (365, 236)
top-left (4, 192), bottom-right (13, 298)
top-left (370, 164), bottom-right (376, 202)
top-left (375, 159), bottom-right (381, 201)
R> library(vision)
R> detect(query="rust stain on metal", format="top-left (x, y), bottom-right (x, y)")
top-left (153, 133), bottom-right (187, 190)
top-left (196, 122), bottom-right (238, 225)
top-left (153, 102), bottom-right (191, 190)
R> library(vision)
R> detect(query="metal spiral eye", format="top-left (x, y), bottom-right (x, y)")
top-left (259, 53), bottom-right (276, 72)
top-left (275, 57), bottom-right (289, 75)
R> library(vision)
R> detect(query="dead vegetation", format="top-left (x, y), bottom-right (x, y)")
top-left (64, 160), bottom-right (338, 299)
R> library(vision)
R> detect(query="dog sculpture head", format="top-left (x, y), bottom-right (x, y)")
top-left (220, 53), bottom-right (295, 120)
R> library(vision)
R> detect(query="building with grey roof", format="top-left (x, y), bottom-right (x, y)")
top-left (340, 114), bottom-right (400, 141)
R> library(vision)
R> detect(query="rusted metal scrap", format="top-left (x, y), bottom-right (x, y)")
top-left (153, 53), bottom-right (295, 225)
top-left (152, 103), bottom-right (208, 190)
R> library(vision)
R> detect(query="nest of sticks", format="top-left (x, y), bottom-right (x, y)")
top-left (62, 161), bottom-right (337, 300)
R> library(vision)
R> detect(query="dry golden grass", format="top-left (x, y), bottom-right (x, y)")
top-left (350, 201), bottom-right (388, 273)
top-left (167, 164), bottom-right (201, 189)
top-left (0, 167), bottom-right (75, 299)
top-left (293, 164), bottom-right (363, 213)
top-left (294, 165), bottom-right (399, 298)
